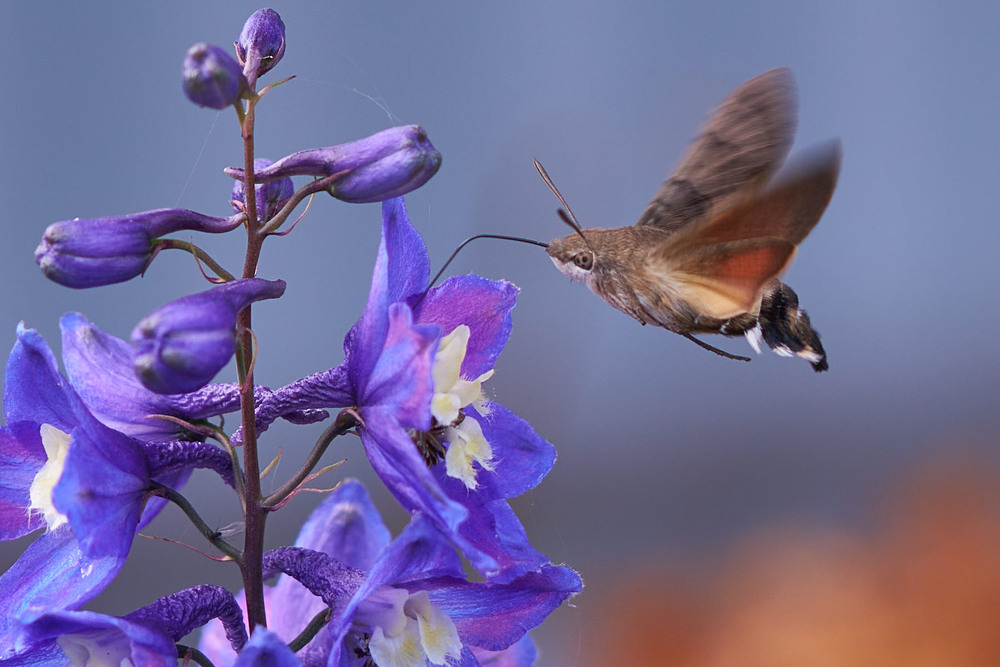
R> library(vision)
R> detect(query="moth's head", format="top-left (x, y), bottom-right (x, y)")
top-left (546, 232), bottom-right (595, 283)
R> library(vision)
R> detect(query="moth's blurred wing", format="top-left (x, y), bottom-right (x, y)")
top-left (637, 68), bottom-right (798, 234)
top-left (680, 141), bottom-right (841, 247)
top-left (657, 238), bottom-right (796, 320)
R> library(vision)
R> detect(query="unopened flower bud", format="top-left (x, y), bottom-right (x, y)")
top-left (35, 209), bottom-right (243, 288)
top-left (236, 8), bottom-right (286, 86)
top-left (231, 158), bottom-right (293, 222)
top-left (132, 278), bottom-right (286, 394)
top-left (182, 43), bottom-right (248, 109)
top-left (225, 125), bottom-right (442, 203)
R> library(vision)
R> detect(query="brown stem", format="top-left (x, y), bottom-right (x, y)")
top-left (238, 95), bottom-right (268, 631)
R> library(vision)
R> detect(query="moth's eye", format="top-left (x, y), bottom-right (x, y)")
top-left (573, 252), bottom-right (594, 271)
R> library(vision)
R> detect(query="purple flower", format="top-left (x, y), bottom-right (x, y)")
top-left (231, 158), bottom-right (294, 223)
top-left (236, 8), bottom-right (286, 87)
top-left (7, 585), bottom-right (247, 664)
top-left (0, 326), bottom-right (240, 650)
top-left (182, 42), bottom-right (248, 109)
top-left (132, 278), bottom-right (286, 394)
top-left (251, 198), bottom-right (557, 583)
top-left (225, 125), bottom-right (442, 203)
top-left (199, 480), bottom-right (580, 666)
top-left (0, 325), bottom-right (148, 647)
top-left (35, 208), bottom-right (243, 289)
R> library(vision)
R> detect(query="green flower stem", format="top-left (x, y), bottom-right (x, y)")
top-left (176, 644), bottom-right (215, 667)
top-left (158, 238), bottom-right (237, 282)
top-left (238, 92), bottom-right (268, 632)
top-left (259, 171), bottom-right (347, 236)
top-left (288, 607), bottom-right (332, 652)
top-left (148, 481), bottom-right (242, 562)
top-left (264, 408), bottom-right (359, 509)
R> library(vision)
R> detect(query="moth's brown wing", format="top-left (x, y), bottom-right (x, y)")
top-left (648, 141), bottom-right (840, 320)
top-left (675, 141), bottom-right (841, 247)
top-left (637, 68), bottom-right (799, 235)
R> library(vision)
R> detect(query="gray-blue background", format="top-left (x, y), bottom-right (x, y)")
top-left (2, 2), bottom-right (998, 662)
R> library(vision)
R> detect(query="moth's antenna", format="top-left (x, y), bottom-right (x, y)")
top-left (533, 159), bottom-right (591, 246)
top-left (681, 333), bottom-right (751, 363)
top-left (415, 233), bottom-right (548, 307)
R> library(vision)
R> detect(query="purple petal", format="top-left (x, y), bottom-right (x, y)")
top-left (4, 324), bottom-right (74, 431)
top-left (142, 440), bottom-right (237, 490)
top-left (0, 422), bottom-right (46, 540)
top-left (124, 585), bottom-right (247, 650)
top-left (327, 515), bottom-right (463, 665)
top-left (293, 479), bottom-right (390, 570)
top-left (459, 407), bottom-right (555, 501)
top-left (233, 628), bottom-right (300, 667)
top-left (347, 198), bottom-right (429, 391)
top-left (20, 610), bottom-right (177, 667)
top-left (361, 303), bottom-right (436, 430)
top-left (412, 275), bottom-right (518, 378)
top-left (0, 528), bottom-right (122, 650)
top-left (359, 410), bottom-right (469, 537)
top-left (409, 565), bottom-right (582, 652)
top-left (54, 410), bottom-right (148, 560)
top-left (473, 635), bottom-right (538, 667)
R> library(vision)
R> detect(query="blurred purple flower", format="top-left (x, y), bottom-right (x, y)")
top-left (182, 42), bottom-right (248, 109)
top-left (132, 278), bottom-right (286, 394)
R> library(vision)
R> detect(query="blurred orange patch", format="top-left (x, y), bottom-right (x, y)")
top-left (577, 455), bottom-right (1000, 666)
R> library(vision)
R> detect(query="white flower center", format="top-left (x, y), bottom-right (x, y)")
top-left (58, 627), bottom-right (136, 667)
top-left (29, 424), bottom-right (72, 531)
top-left (362, 589), bottom-right (462, 667)
top-left (429, 326), bottom-right (495, 489)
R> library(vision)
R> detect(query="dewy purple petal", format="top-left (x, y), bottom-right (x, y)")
top-left (182, 43), bottom-right (247, 110)
top-left (262, 547), bottom-right (365, 615)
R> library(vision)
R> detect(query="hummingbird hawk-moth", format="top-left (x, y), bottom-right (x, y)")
top-left (541, 67), bottom-right (839, 371)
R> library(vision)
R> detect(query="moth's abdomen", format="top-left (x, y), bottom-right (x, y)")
top-left (745, 280), bottom-right (828, 371)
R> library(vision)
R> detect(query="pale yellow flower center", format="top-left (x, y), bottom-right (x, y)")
top-left (29, 424), bottom-right (72, 531)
